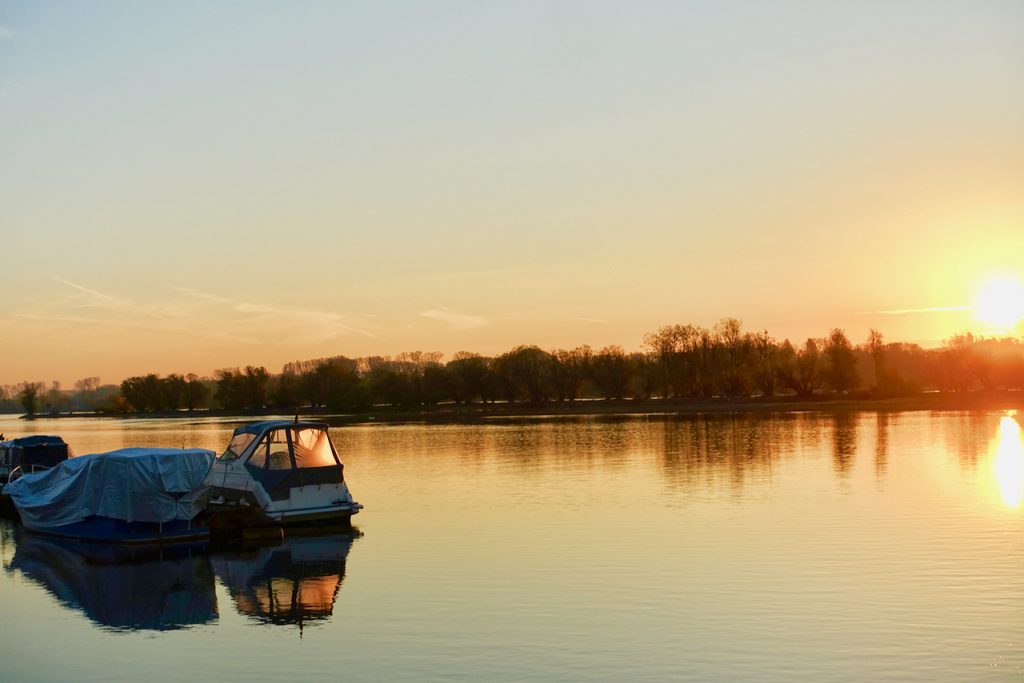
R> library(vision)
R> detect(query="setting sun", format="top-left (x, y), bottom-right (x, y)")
top-left (974, 276), bottom-right (1024, 333)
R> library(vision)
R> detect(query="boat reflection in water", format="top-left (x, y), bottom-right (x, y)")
top-left (5, 532), bottom-right (218, 631)
top-left (4, 528), bottom-right (361, 633)
top-left (212, 530), bottom-right (360, 632)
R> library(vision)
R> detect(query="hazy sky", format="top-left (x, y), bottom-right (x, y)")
top-left (1, 1), bottom-right (1022, 386)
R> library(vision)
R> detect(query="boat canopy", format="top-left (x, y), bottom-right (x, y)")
top-left (232, 420), bottom-right (330, 436)
top-left (0, 435), bottom-right (70, 469)
top-left (5, 448), bottom-right (215, 528)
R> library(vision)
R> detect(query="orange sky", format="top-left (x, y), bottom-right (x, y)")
top-left (1, 2), bottom-right (1022, 386)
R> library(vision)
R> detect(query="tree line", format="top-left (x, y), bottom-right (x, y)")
top-left (4, 320), bottom-right (1024, 416)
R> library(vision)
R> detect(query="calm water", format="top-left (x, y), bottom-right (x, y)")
top-left (0, 411), bottom-right (1021, 682)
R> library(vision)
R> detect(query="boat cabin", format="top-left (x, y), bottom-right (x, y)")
top-left (0, 435), bottom-right (71, 484)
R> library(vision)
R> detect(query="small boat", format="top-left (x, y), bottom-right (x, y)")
top-left (0, 435), bottom-right (71, 485)
top-left (199, 420), bottom-right (362, 532)
top-left (4, 447), bottom-right (215, 544)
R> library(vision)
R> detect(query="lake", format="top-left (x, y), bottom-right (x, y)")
top-left (0, 411), bottom-right (1021, 681)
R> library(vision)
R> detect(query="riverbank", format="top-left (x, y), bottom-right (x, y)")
top-left (6, 391), bottom-right (1023, 425)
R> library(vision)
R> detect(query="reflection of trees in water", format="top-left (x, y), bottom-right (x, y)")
top-left (340, 417), bottom-right (654, 476)
top-left (943, 412), bottom-right (997, 471)
top-left (875, 413), bottom-right (893, 480)
top-left (341, 414), bottom-right (882, 495)
top-left (658, 414), bottom-right (802, 494)
top-left (656, 413), bottom-right (880, 493)
top-left (831, 413), bottom-right (857, 478)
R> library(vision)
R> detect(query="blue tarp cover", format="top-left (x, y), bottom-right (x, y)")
top-left (5, 448), bottom-right (215, 528)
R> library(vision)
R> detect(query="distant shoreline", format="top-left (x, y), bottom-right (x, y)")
top-left (5, 392), bottom-right (1023, 425)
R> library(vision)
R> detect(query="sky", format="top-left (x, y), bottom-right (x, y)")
top-left (1, 1), bottom-right (1022, 386)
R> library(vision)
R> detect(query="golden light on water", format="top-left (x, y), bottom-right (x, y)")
top-left (974, 276), bottom-right (1024, 334)
top-left (993, 414), bottom-right (1024, 509)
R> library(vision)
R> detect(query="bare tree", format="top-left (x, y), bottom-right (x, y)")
top-left (866, 329), bottom-right (886, 394)
top-left (824, 328), bottom-right (859, 393)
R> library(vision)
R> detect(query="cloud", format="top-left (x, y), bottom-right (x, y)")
top-left (872, 306), bottom-right (971, 316)
top-left (0, 26), bottom-right (14, 39)
top-left (55, 276), bottom-right (166, 320)
top-left (232, 301), bottom-right (376, 342)
top-left (171, 286), bottom-right (232, 306)
top-left (54, 276), bottom-right (114, 300)
top-left (419, 307), bottom-right (489, 331)
top-left (20, 282), bottom-right (374, 348)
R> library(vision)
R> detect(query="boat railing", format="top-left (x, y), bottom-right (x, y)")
top-left (7, 464), bottom-right (52, 485)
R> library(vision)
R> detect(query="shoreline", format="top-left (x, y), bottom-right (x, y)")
top-left (6, 392), bottom-right (1023, 425)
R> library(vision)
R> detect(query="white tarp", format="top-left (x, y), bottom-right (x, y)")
top-left (5, 448), bottom-right (215, 528)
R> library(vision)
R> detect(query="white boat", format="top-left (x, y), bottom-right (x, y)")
top-left (199, 420), bottom-right (362, 529)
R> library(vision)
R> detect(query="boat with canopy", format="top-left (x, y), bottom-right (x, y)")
top-left (199, 420), bottom-right (362, 530)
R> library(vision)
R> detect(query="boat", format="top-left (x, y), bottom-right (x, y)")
top-left (0, 435), bottom-right (71, 506)
top-left (199, 420), bottom-right (362, 532)
top-left (4, 447), bottom-right (215, 544)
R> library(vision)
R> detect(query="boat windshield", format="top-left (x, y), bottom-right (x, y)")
top-left (219, 433), bottom-right (257, 462)
top-left (292, 428), bottom-right (339, 468)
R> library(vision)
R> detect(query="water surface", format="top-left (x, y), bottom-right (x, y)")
top-left (0, 411), bottom-right (1021, 681)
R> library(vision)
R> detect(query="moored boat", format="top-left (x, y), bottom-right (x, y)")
top-left (4, 447), bottom-right (215, 544)
top-left (199, 420), bottom-right (362, 533)
top-left (0, 435), bottom-right (72, 513)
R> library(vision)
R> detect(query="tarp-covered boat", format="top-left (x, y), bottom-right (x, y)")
top-left (5, 448), bottom-right (215, 544)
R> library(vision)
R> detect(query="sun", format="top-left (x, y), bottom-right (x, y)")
top-left (974, 276), bottom-right (1024, 332)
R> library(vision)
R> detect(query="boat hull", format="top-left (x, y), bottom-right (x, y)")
top-left (20, 515), bottom-right (210, 546)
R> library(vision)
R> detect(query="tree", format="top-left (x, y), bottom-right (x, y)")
top-left (629, 352), bottom-right (658, 399)
top-left (214, 369), bottom-right (246, 410)
top-left (18, 381), bottom-right (43, 417)
top-left (778, 339), bottom-right (823, 396)
top-left (717, 318), bottom-right (753, 397)
top-left (317, 359), bottom-right (361, 410)
top-left (163, 374), bottom-right (187, 411)
top-left (496, 346), bottom-right (551, 404)
top-left (643, 324), bottom-right (698, 398)
top-left (751, 330), bottom-right (779, 397)
top-left (935, 334), bottom-right (974, 392)
top-left (548, 346), bottom-right (592, 401)
top-left (42, 381), bottom-right (68, 415)
top-left (591, 345), bottom-right (633, 400)
top-left (866, 329), bottom-right (887, 394)
top-left (693, 328), bottom-right (720, 397)
top-left (73, 376), bottom-right (102, 411)
top-left (823, 328), bottom-right (859, 393)
top-left (183, 374), bottom-right (209, 411)
top-left (446, 352), bottom-right (491, 404)
top-left (242, 366), bottom-right (270, 409)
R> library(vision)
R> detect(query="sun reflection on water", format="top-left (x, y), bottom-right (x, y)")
top-left (993, 413), bottom-right (1024, 509)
